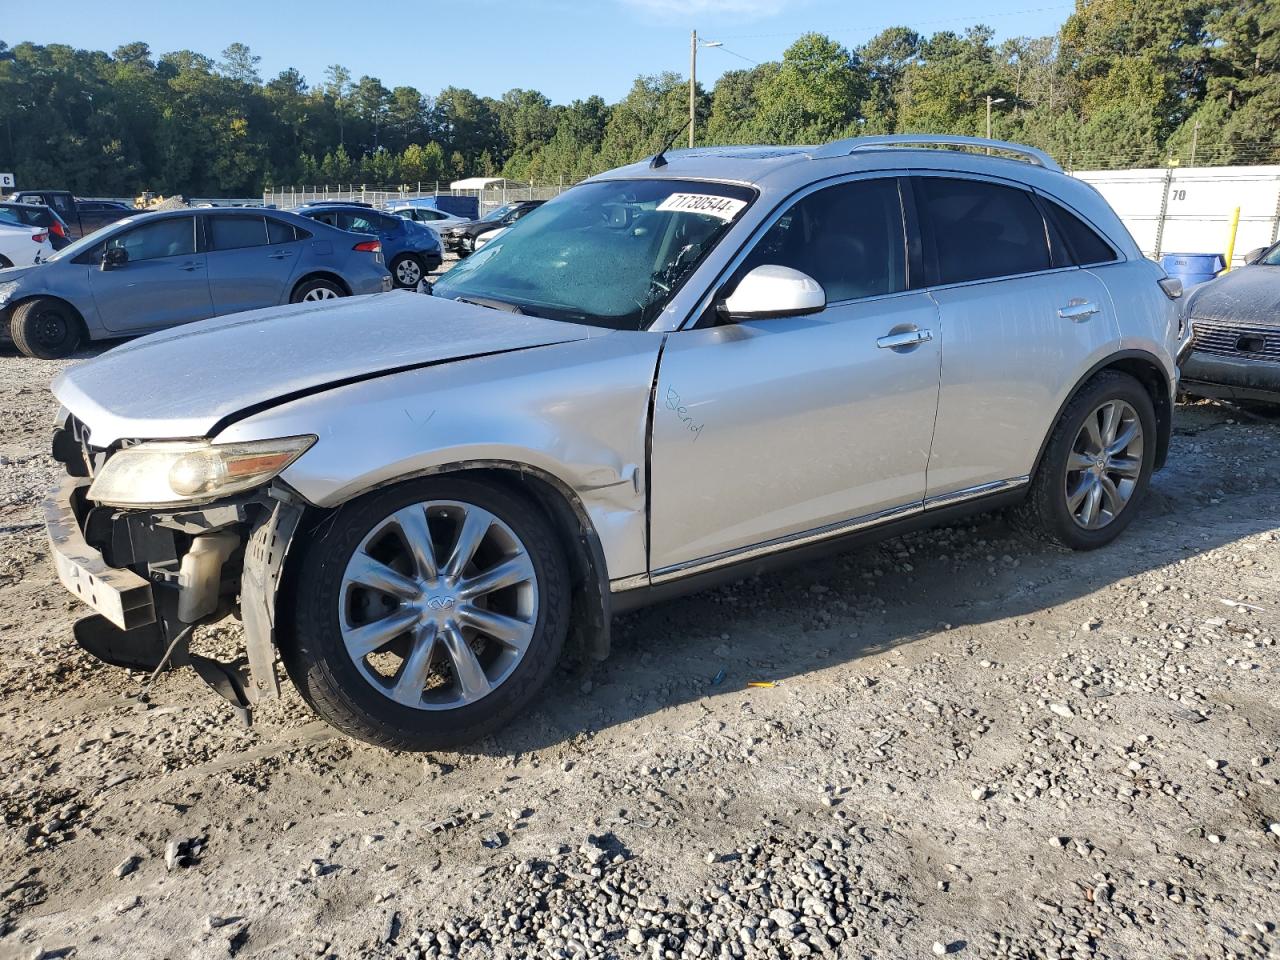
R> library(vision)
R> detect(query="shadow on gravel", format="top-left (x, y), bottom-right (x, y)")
top-left (479, 403), bottom-right (1279, 755)
top-left (0, 341), bottom-right (119, 361)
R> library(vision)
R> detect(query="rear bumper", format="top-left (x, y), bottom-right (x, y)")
top-left (1180, 351), bottom-right (1280, 403)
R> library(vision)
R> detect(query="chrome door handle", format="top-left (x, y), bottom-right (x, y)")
top-left (268, 251), bottom-right (294, 260)
top-left (876, 328), bottom-right (933, 350)
top-left (1058, 300), bottom-right (1099, 322)
top-left (178, 261), bottom-right (201, 272)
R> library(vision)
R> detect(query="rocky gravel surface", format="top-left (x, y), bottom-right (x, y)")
top-left (0, 344), bottom-right (1278, 960)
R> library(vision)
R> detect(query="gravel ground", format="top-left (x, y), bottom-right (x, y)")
top-left (0, 338), bottom-right (1278, 960)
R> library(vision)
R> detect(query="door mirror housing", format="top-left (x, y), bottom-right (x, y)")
top-left (101, 246), bottom-right (128, 270)
top-left (1242, 246), bottom-right (1268, 266)
top-left (718, 265), bottom-right (826, 321)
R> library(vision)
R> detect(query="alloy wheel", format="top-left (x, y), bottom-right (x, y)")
top-left (303, 287), bottom-right (339, 301)
top-left (395, 258), bottom-right (423, 286)
top-left (1064, 399), bottom-right (1144, 529)
top-left (339, 500), bottom-right (538, 711)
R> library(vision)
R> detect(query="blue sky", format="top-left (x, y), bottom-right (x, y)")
top-left (4, 0), bottom-right (1073, 103)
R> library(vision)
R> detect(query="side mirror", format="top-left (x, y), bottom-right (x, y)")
top-left (1242, 246), bottom-right (1267, 266)
top-left (718, 265), bottom-right (826, 321)
top-left (101, 246), bottom-right (128, 270)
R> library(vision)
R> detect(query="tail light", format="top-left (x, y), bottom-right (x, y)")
top-left (1158, 277), bottom-right (1183, 299)
top-left (353, 240), bottom-right (381, 253)
top-left (31, 231), bottom-right (48, 244)
top-left (49, 221), bottom-right (67, 239)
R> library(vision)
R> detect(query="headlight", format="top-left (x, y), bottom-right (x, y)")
top-left (0, 281), bottom-right (20, 305)
top-left (87, 436), bottom-right (315, 508)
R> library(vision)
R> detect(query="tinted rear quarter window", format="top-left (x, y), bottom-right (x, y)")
top-left (266, 218), bottom-right (298, 244)
top-left (209, 216), bottom-right (269, 250)
top-left (916, 177), bottom-right (1050, 285)
top-left (1043, 200), bottom-right (1117, 265)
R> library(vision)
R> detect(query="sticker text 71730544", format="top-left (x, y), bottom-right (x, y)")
top-left (656, 193), bottom-right (747, 221)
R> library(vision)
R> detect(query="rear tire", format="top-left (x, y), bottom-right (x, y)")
top-left (10, 297), bottom-right (83, 359)
top-left (282, 477), bottom-right (570, 751)
top-left (390, 254), bottom-right (425, 289)
top-left (290, 278), bottom-right (346, 303)
top-left (1013, 371), bottom-right (1156, 550)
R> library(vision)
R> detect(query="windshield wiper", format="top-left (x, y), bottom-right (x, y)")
top-left (453, 294), bottom-right (526, 315)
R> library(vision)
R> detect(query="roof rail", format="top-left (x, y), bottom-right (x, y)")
top-left (810, 134), bottom-right (1063, 172)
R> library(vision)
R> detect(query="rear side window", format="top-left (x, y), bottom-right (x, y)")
top-left (916, 177), bottom-right (1050, 285)
top-left (266, 218), bottom-right (298, 243)
top-left (740, 177), bottom-right (907, 302)
top-left (1043, 200), bottom-right (1117, 266)
top-left (209, 216), bottom-right (268, 250)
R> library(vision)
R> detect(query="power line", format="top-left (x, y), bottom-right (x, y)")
top-left (712, 45), bottom-right (759, 66)
top-left (714, 4), bottom-right (1075, 41)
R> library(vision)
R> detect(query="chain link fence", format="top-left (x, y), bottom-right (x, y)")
top-left (262, 182), bottom-right (574, 215)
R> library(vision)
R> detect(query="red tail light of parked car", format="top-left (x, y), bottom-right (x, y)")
top-left (32, 231), bottom-right (48, 244)
top-left (353, 240), bottom-right (381, 253)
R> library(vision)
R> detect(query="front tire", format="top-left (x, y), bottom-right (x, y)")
top-left (291, 278), bottom-right (346, 303)
top-left (1014, 371), bottom-right (1157, 550)
top-left (390, 254), bottom-right (424, 289)
top-left (282, 477), bottom-right (570, 751)
top-left (10, 297), bottom-right (83, 359)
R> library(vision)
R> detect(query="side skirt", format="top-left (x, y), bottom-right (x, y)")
top-left (610, 483), bottom-right (1028, 614)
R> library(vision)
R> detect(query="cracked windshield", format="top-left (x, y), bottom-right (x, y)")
top-left (432, 179), bottom-right (754, 329)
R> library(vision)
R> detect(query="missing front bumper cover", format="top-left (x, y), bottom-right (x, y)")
top-left (46, 478), bottom-right (306, 724)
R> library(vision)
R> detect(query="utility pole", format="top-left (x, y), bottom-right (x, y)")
top-left (690, 30), bottom-right (697, 149)
top-left (688, 32), bottom-right (722, 149)
top-left (984, 96), bottom-right (1007, 153)
top-left (1190, 120), bottom-right (1201, 167)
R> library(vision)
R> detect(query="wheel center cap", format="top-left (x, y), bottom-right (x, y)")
top-left (415, 579), bottom-right (460, 622)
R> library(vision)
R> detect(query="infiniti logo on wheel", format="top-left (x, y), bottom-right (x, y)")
top-left (425, 597), bottom-right (456, 609)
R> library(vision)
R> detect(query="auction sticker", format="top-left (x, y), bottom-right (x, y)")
top-left (656, 193), bottom-right (747, 220)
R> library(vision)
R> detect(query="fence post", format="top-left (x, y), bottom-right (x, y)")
top-left (1153, 167), bottom-right (1174, 259)
top-left (1271, 181), bottom-right (1280, 246)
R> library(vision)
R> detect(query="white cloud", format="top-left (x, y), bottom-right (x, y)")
top-left (621, 0), bottom-right (795, 19)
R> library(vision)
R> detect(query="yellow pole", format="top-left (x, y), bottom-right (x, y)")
top-left (1223, 205), bottom-right (1241, 273)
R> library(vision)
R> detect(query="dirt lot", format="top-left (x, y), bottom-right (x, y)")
top-left (0, 342), bottom-right (1277, 960)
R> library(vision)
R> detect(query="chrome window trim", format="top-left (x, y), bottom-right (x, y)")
top-left (923, 263), bottom-right (1083, 294)
top-left (675, 170), bottom-right (912, 332)
top-left (610, 475), bottom-right (1030, 593)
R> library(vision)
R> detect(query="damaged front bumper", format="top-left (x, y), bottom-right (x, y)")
top-left (43, 476), bottom-right (304, 721)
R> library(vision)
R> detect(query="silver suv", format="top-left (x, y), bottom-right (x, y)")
top-left (44, 136), bottom-right (1183, 750)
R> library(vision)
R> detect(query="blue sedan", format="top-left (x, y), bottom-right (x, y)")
top-left (296, 205), bottom-right (443, 289)
top-left (0, 207), bottom-right (393, 358)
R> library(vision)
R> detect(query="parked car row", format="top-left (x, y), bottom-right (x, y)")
top-left (40, 135), bottom-right (1189, 751)
top-left (0, 201), bottom-right (73, 250)
top-left (296, 204), bottom-right (441, 288)
top-left (441, 200), bottom-right (544, 256)
top-left (0, 207), bottom-right (391, 357)
top-left (7, 190), bottom-right (134, 239)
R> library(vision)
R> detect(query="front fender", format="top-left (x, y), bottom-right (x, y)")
top-left (214, 332), bottom-right (663, 582)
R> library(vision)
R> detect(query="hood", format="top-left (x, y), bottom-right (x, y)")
top-left (0, 264), bottom-right (36, 284)
top-left (1188, 266), bottom-right (1280, 328)
top-left (53, 291), bottom-right (599, 445)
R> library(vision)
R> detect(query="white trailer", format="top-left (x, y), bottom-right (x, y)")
top-left (1074, 165), bottom-right (1280, 265)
